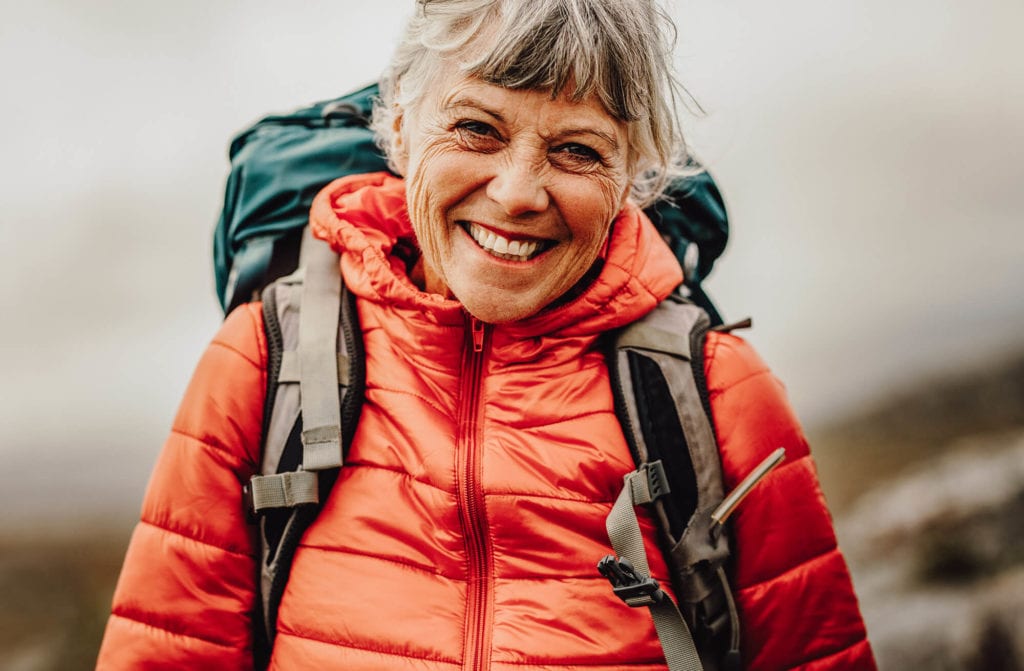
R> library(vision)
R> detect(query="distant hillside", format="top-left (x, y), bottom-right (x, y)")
top-left (808, 350), bottom-right (1024, 511)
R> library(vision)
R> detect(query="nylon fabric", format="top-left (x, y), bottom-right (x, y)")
top-left (97, 172), bottom-right (876, 671)
top-left (297, 236), bottom-right (343, 471)
top-left (608, 471), bottom-right (656, 577)
top-left (607, 469), bottom-right (705, 671)
top-left (650, 601), bottom-right (705, 671)
top-left (249, 471), bottom-right (319, 510)
top-left (278, 351), bottom-right (349, 383)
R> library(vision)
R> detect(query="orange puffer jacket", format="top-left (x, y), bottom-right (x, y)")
top-left (98, 172), bottom-right (875, 670)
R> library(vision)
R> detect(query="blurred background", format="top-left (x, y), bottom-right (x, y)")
top-left (1, 0), bottom-right (1021, 668)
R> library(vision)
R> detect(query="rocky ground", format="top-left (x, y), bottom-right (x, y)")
top-left (838, 430), bottom-right (1024, 670)
top-left (813, 352), bottom-right (1024, 670)
top-left (1, 531), bottom-right (128, 671)
top-left (4, 352), bottom-right (1023, 670)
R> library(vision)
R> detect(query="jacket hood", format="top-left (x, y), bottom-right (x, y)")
top-left (309, 171), bottom-right (683, 337)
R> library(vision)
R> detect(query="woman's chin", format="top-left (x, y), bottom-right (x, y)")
top-left (457, 291), bottom-right (541, 325)
top-left (462, 302), bottom-right (535, 325)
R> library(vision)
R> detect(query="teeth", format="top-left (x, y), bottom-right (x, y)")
top-left (467, 222), bottom-right (543, 261)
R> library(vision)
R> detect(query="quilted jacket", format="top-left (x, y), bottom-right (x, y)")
top-left (97, 172), bottom-right (875, 670)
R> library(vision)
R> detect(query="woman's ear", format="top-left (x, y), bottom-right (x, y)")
top-left (618, 181), bottom-right (633, 210)
top-left (390, 105), bottom-right (409, 175)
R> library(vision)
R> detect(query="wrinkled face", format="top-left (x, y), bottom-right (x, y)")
top-left (394, 71), bottom-right (633, 323)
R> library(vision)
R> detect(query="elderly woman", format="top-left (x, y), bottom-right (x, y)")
top-left (98, 1), bottom-right (875, 669)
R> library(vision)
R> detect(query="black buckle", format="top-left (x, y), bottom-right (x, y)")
top-left (597, 555), bottom-right (665, 606)
top-left (241, 479), bottom-right (260, 524)
top-left (641, 460), bottom-right (670, 501)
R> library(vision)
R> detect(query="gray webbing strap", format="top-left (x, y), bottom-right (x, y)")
top-left (279, 351), bottom-right (350, 384)
top-left (606, 466), bottom-right (705, 671)
top-left (297, 235), bottom-right (344, 471)
top-left (248, 471), bottom-right (319, 511)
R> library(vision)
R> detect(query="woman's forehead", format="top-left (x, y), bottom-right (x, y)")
top-left (427, 72), bottom-right (625, 137)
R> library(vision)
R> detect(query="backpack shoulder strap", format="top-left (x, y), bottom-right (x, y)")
top-left (601, 292), bottom-right (741, 671)
top-left (242, 233), bottom-right (365, 668)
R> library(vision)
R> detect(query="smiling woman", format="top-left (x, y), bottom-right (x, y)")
top-left (97, 1), bottom-right (876, 670)
top-left (401, 76), bottom-right (632, 322)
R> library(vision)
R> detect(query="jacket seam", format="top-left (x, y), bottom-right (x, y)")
top-left (783, 636), bottom-right (871, 670)
top-left (704, 330), bottom-right (720, 370)
top-left (295, 544), bottom-right (448, 578)
top-left (108, 611), bottom-right (242, 651)
top-left (290, 545), bottom-right (652, 583)
top-left (710, 366), bottom-right (772, 396)
top-left (341, 460), bottom-right (452, 496)
top-left (494, 658), bottom-right (667, 668)
top-left (169, 426), bottom-right (247, 465)
top-left (276, 627), bottom-right (460, 666)
top-left (504, 408), bottom-right (615, 431)
top-left (604, 258), bottom-right (665, 304)
top-left (209, 338), bottom-right (261, 370)
top-left (367, 384), bottom-right (450, 420)
top-left (138, 518), bottom-right (253, 559)
top-left (341, 461), bottom-right (620, 505)
top-left (498, 572), bottom-right (671, 583)
top-left (487, 490), bottom-right (615, 505)
top-left (736, 543), bottom-right (838, 593)
top-left (276, 626), bottom-right (667, 668)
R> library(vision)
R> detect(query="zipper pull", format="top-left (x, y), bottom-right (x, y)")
top-left (710, 447), bottom-right (786, 538)
top-left (471, 317), bottom-right (486, 353)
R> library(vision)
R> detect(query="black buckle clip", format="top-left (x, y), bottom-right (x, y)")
top-left (597, 555), bottom-right (665, 606)
top-left (241, 479), bottom-right (260, 524)
top-left (640, 460), bottom-right (670, 501)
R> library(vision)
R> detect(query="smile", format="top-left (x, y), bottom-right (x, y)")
top-left (463, 222), bottom-right (550, 262)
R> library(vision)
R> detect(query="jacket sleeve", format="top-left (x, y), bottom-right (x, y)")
top-left (704, 332), bottom-right (876, 671)
top-left (96, 303), bottom-right (266, 670)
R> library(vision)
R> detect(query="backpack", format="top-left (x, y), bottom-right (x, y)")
top-left (218, 85), bottom-right (780, 670)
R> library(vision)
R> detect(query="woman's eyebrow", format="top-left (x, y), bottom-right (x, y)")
top-left (556, 127), bottom-right (620, 150)
top-left (444, 94), bottom-right (620, 149)
top-left (444, 95), bottom-right (506, 122)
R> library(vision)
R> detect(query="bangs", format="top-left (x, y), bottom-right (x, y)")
top-left (457, 1), bottom-right (655, 123)
top-left (378, 0), bottom-right (689, 206)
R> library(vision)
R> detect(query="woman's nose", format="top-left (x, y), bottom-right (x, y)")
top-left (486, 161), bottom-right (550, 216)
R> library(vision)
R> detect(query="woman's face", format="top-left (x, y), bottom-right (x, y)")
top-left (396, 71), bottom-right (633, 323)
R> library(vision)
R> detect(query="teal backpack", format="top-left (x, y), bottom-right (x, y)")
top-left (214, 84), bottom-right (783, 671)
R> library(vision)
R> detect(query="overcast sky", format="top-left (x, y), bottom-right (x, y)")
top-left (1, 0), bottom-right (1022, 526)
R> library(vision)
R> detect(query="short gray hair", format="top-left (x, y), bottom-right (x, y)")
top-left (371, 0), bottom-right (691, 207)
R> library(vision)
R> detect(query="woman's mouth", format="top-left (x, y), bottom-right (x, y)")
top-left (463, 221), bottom-right (551, 262)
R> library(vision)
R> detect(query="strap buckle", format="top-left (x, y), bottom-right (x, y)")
top-left (598, 555), bottom-right (666, 607)
top-left (242, 471), bottom-right (320, 523)
top-left (242, 481), bottom-right (259, 524)
top-left (624, 461), bottom-right (671, 506)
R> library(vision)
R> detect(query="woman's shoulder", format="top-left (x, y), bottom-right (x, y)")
top-left (168, 302), bottom-right (268, 468)
top-left (216, 302), bottom-right (267, 367)
top-left (702, 330), bottom-right (774, 394)
top-left (701, 330), bottom-right (811, 475)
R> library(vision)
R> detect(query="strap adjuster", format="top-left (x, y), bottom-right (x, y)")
top-left (242, 481), bottom-right (258, 523)
top-left (627, 460), bottom-right (671, 505)
top-left (242, 471), bottom-right (319, 522)
top-left (598, 555), bottom-right (666, 607)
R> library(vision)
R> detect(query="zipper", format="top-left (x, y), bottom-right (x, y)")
top-left (471, 317), bottom-right (486, 353)
top-left (457, 315), bottom-right (492, 671)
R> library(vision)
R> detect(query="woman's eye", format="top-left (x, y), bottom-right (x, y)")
top-left (455, 120), bottom-right (498, 140)
top-left (551, 143), bottom-right (604, 168)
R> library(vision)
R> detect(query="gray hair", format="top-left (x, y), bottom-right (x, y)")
top-left (371, 0), bottom-right (692, 207)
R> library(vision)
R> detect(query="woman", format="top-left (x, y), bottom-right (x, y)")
top-left (98, 1), bottom-right (875, 669)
